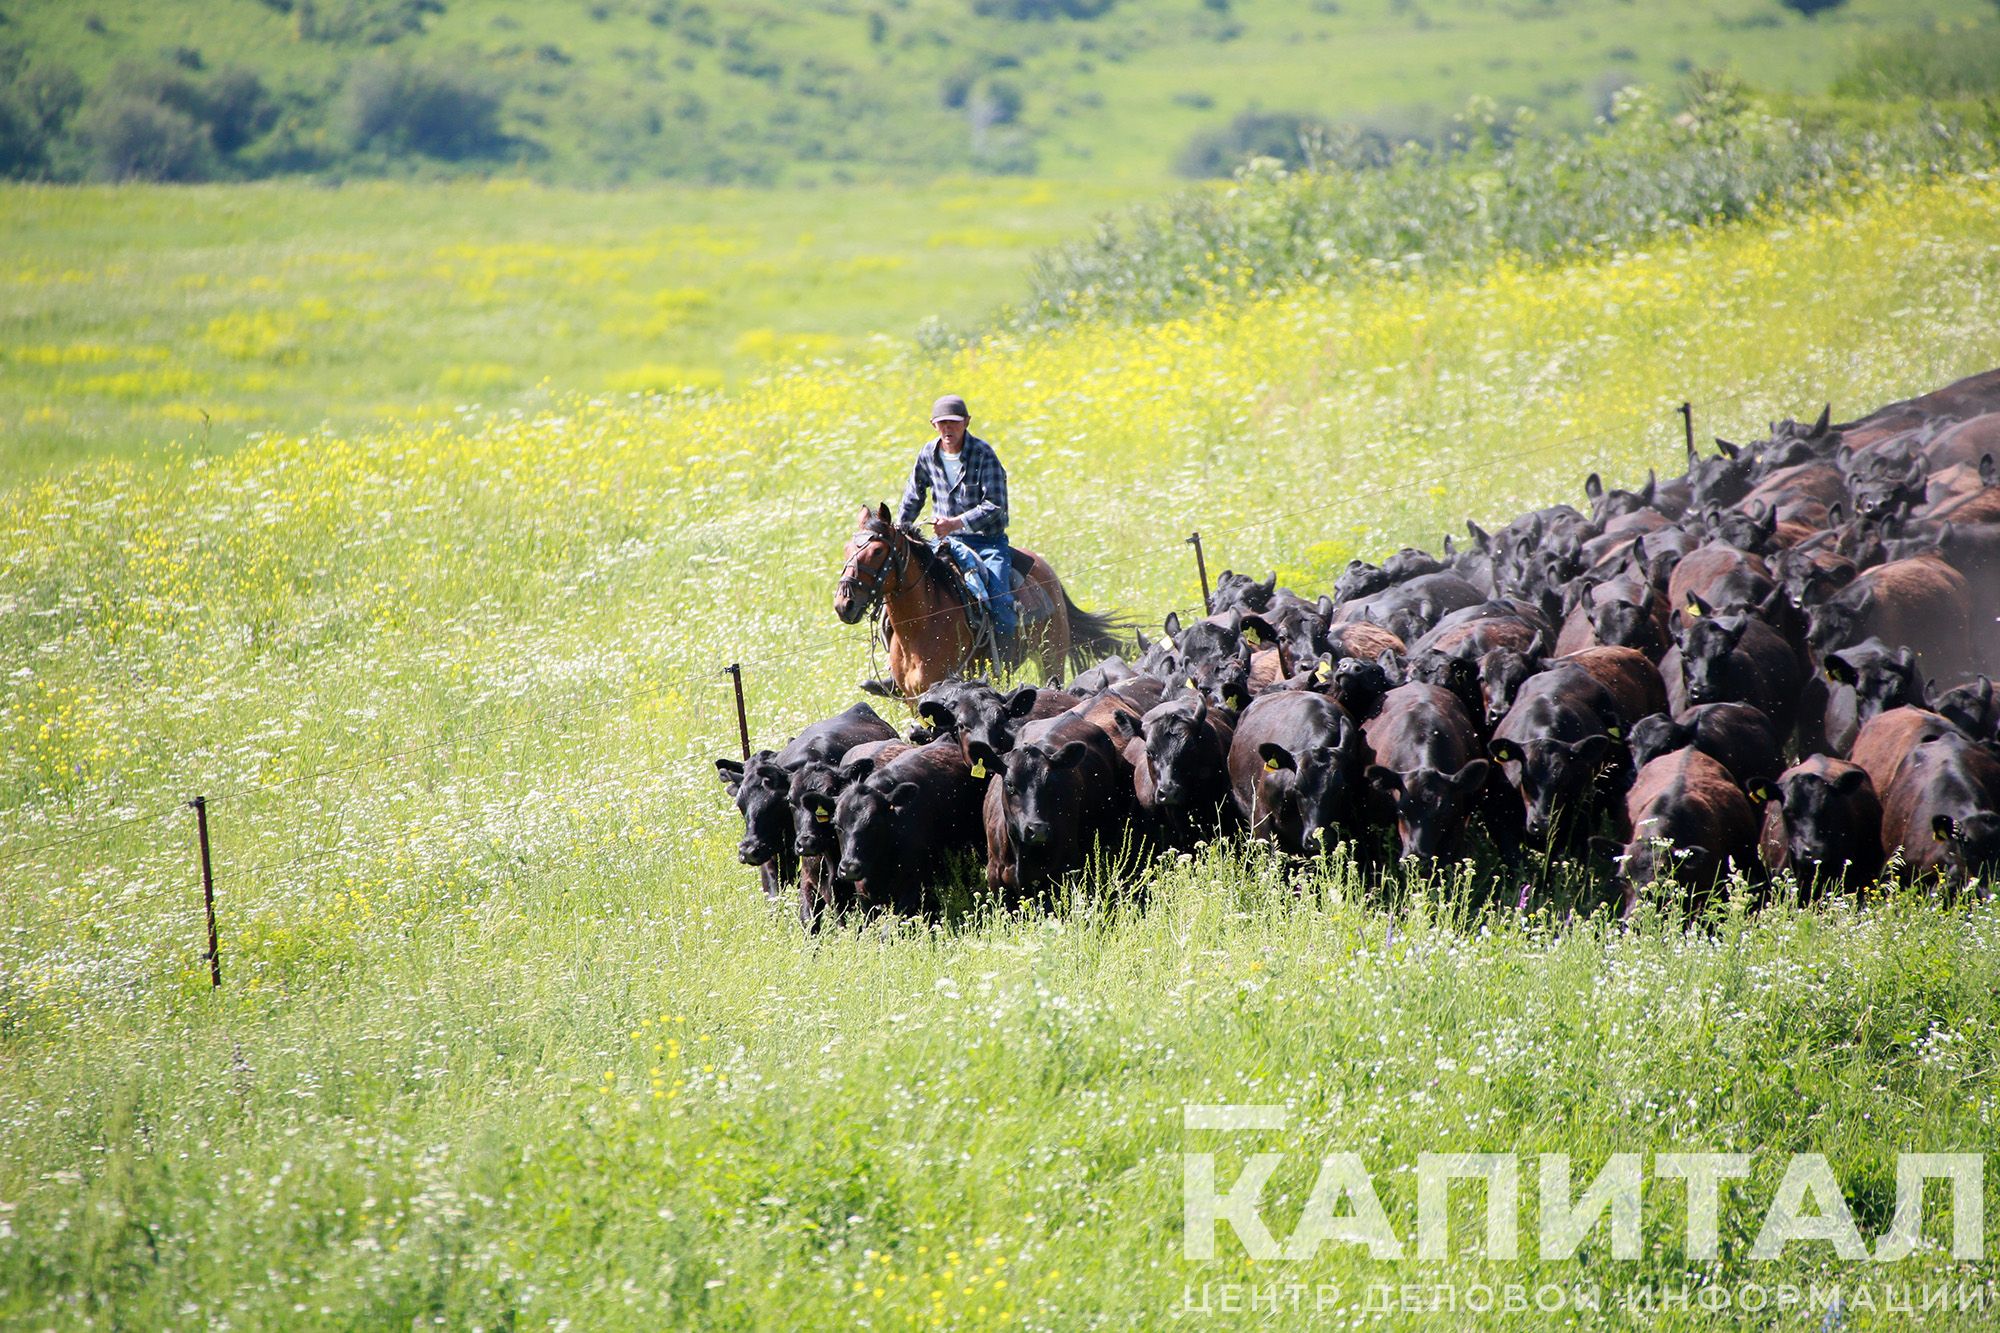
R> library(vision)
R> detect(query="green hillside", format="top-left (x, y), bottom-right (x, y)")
top-left (3, 0), bottom-right (1994, 184)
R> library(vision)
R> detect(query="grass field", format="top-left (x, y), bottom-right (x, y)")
top-left (6, 170), bottom-right (2000, 1324)
top-left (0, 176), bottom-right (1155, 481)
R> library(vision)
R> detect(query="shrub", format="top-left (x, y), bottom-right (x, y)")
top-left (1830, 25), bottom-right (2000, 101)
top-left (75, 94), bottom-right (214, 181)
top-left (969, 0), bottom-right (1115, 18)
top-left (1174, 108), bottom-right (1335, 177)
top-left (1020, 84), bottom-right (2000, 327)
top-left (338, 57), bottom-right (505, 159)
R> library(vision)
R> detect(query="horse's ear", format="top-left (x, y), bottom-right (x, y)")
top-left (876, 502), bottom-right (892, 525)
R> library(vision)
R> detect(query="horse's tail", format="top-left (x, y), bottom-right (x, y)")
top-left (1062, 593), bottom-right (1136, 675)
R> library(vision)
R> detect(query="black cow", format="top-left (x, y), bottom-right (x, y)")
top-left (1487, 664), bottom-right (1628, 850)
top-left (1819, 638), bottom-right (1928, 758)
top-left (1227, 691), bottom-right (1370, 855)
top-left (1361, 684), bottom-right (1491, 862)
top-left (715, 702), bottom-right (897, 898)
top-left (1747, 756), bottom-right (1884, 900)
top-left (985, 716), bottom-right (1133, 905)
top-left (1627, 703), bottom-right (1785, 787)
top-left (1116, 691), bottom-right (1238, 852)
top-left (831, 739), bottom-right (986, 916)
top-left (1662, 602), bottom-right (1805, 737)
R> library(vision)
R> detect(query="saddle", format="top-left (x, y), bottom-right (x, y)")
top-left (933, 541), bottom-right (1057, 657)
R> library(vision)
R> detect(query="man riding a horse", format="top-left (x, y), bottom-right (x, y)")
top-left (835, 395), bottom-right (1127, 698)
top-left (898, 393), bottom-right (1016, 642)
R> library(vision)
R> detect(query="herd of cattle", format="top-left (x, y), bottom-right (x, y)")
top-left (719, 368), bottom-right (2000, 927)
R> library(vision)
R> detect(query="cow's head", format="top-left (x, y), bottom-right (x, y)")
top-left (998, 739), bottom-right (1096, 867)
top-left (1258, 718), bottom-right (1364, 852)
top-left (1823, 642), bottom-right (1925, 727)
top-left (1478, 648), bottom-right (1539, 731)
top-left (715, 749), bottom-right (797, 865)
top-left (1135, 693), bottom-right (1220, 809)
top-left (955, 684), bottom-right (1043, 770)
top-left (790, 755), bottom-right (875, 860)
top-left (831, 773), bottom-right (919, 898)
top-left (1367, 759), bottom-right (1491, 861)
top-left (1677, 608), bottom-right (1753, 707)
top-left (1750, 763), bottom-right (1871, 895)
top-left (1590, 597), bottom-right (1667, 659)
top-left (1489, 733), bottom-right (1616, 843)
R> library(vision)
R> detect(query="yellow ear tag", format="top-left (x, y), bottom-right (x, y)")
top-left (1186, 676), bottom-right (1198, 689)
top-left (813, 808), bottom-right (831, 823)
top-left (1686, 601), bottom-right (1703, 618)
top-left (1314, 660), bottom-right (1333, 682)
top-left (1608, 725), bottom-right (1622, 739)
top-left (1244, 627), bottom-right (1262, 646)
top-left (1934, 825), bottom-right (1950, 842)
top-left (970, 759), bottom-right (987, 779)
top-left (1263, 756), bottom-right (1280, 772)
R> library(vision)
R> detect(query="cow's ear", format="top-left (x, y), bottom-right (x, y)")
top-left (1982, 453), bottom-right (1998, 488)
top-left (1259, 572), bottom-right (1277, 595)
top-left (1812, 403), bottom-right (1832, 438)
top-left (1257, 742), bottom-right (1296, 773)
top-left (1449, 758), bottom-right (1490, 795)
top-left (803, 793), bottom-right (837, 822)
top-left (1715, 437), bottom-right (1740, 459)
top-left (1588, 835), bottom-right (1627, 865)
top-left (1744, 776), bottom-right (1777, 807)
top-left (1004, 686), bottom-right (1040, 718)
top-left (1933, 814), bottom-right (1957, 844)
top-left (1831, 767), bottom-right (1867, 797)
top-left (1379, 648), bottom-right (1403, 682)
top-left (1111, 710), bottom-right (1140, 740)
top-left (1162, 611), bottom-right (1182, 639)
top-left (1365, 763), bottom-right (1403, 796)
top-left (840, 756), bottom-right (877, 784)
top-left (1488, 738), bottom-right (1523, 766)
top-left (1316, 594), bottom-right (1335, 618)
top-left (888, 781), bottom-right (923, 809)
top-left (1641, 468), bottom-right (1657, 502)
top-left (1823, 652), bottom-right (1856, 686)
top-left (1573, 733), bottom-right (1615, 766)
top-left (1466, 519), bottom-right (1491, 550)
top-left (1240, 613), bottom-right (1276, 648)
top-left (1584, 472), bottom-right (1604, 502)
top-left (1685, 592), bottom-right (1713, 619)
top-left (919, 701), bottom-right (955, 731)
top-left (715, 757), bottom-right (745, 791)
top-left (1049, 740), bottom-right (1093, 769)
top-left (1826, 501), bottom-right (1846, 528)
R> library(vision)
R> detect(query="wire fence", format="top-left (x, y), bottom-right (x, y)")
top-left (0, 365), bottom-right (1867, 962)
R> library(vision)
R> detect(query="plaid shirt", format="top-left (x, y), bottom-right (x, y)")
top-left (897, 433), bottom-right (1009, 537)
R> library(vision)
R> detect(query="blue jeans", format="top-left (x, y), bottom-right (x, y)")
top-left (952, 533), bottom-right (1017, 637)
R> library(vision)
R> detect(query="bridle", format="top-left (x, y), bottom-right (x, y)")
top-left (838, 523), bottom-right (909, 621)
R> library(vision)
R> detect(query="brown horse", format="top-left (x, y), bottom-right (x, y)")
top-left (834, 503), bottom-right (1128, 699)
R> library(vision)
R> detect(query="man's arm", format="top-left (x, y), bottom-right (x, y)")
top-left (895, 451), bottom-right (929, 526)
top-left (956, 441), bottom-right (1008, 535)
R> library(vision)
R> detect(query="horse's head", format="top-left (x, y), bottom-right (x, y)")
top-left (835, 502), bottom-right (908, 624)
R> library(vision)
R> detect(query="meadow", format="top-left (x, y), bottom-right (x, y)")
top-left (0, 176), bottom-right (1147, 480)
top-left (6, 169), bottom-right (2000, 1325)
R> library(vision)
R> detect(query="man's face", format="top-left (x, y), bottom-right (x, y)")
top-left (934, 417), bottom-right (968, 449)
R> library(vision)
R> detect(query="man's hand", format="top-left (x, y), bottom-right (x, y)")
top-left (932, 516), bottom-right (964, 537)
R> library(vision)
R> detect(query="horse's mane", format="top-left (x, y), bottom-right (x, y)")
top-left (866, 518), bottom-right (970, 606)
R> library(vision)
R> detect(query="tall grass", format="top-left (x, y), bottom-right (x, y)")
top-left (6, 178), bottom-right (2000, 1324)
top-left (1016, 84), bottom-right (2000, 328)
